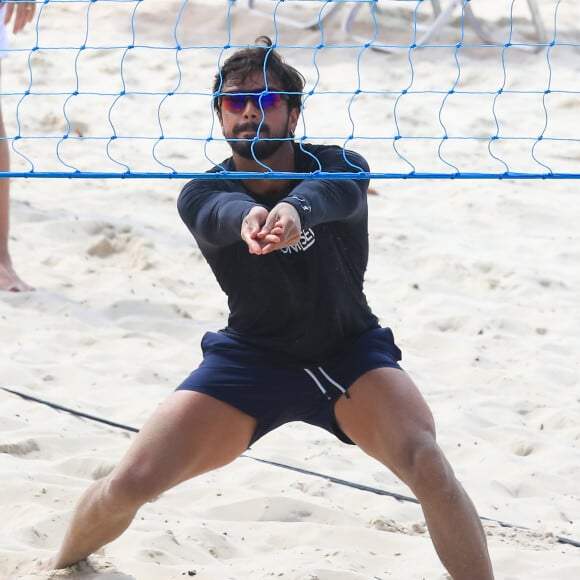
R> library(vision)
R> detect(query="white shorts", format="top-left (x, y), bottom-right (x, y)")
top-left (0, 5), bottom-right (9, 60)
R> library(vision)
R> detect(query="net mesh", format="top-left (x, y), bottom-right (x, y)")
top-left (2, 0), bottom-right (577, 179)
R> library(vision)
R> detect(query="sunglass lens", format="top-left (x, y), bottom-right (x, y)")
top-left (220, 91), bottom-right (284, 112)
top-left (258, 93), bottom-right (281, 109)
top-left (221, 94), bottom-right (246, 112)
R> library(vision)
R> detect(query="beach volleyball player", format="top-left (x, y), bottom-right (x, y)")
top-left (37, 37), bottom-right (494, 579)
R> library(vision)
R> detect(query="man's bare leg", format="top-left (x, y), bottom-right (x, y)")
top-left (335, 368), bottom-right (494, 580)
top-left (39, 390), bottom-right (257, 571)
top-left (0, 65), bottom-right (32, 292)
top-left (0, 181), bottom-right (32, 291)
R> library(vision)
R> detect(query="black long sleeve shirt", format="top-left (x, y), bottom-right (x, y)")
top-left (177, 143), bottom-right (379, 364)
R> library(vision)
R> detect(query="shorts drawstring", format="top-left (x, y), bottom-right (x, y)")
top-left (304, 368), bottom-right (328, 397)
top-left (317, 367), bottom-right (349, 398)
top-left (304, 366), bottom-right (350, 400)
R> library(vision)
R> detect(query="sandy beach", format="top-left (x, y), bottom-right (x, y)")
top-left (1, 1), bottom-right (579, 578)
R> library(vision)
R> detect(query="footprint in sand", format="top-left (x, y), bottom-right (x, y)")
top-left (86, 223), bottom-right (154, 271)
top-left (0, 439), bottom-right (40, 456)
top-left (369, 518), bottom-right (427, 536)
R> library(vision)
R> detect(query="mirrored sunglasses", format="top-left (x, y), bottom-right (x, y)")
top-left (220, 89), bottom-right (289, 112)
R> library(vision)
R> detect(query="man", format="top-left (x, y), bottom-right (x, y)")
top-left (0, 0), bottom-right (36, 291)
top-left (39, 37), bottom-right (494, 578)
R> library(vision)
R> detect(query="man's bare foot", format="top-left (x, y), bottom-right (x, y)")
top-left (10, 556), bottom-right (61, 578)
top-left (32, 556), bottom-right (59, 573)
top-left (0, 261), bottom-right (33, 292)
top-left (15, 555), bottom-right (75, 577)
top-left (19, 555), bottom-right (123, 577)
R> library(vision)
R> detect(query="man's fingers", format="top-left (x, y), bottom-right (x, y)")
top-left (257, 225), bottom-right (282, 239)
top-left (243, 203), bottom-right (301, 254)
top-left (245, 239), bottom-right (265, 254)
top-left (259, 214), bottom-right (282, 235)
top-left (261, 234), bottom-right (281, 244)
top-left (4, 5), bottom-right (14, 26)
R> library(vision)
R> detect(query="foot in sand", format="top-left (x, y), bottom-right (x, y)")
top-left (15, 555), bottom-right (134, 579)
top-left (0, 261), bottom-right (33, 292)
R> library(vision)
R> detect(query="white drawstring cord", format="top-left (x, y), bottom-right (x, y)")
top-left (304, 368), bottom-right (329, 398)
top-left (317, 366), bottom-right (349, 397)
top-left (304, 367), bottom-right (350, 399)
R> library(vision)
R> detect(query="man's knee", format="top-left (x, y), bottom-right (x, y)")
top-left (399, 437), bottom-right (457, 497)
top-left (104, 460), bottom-right (166, 509)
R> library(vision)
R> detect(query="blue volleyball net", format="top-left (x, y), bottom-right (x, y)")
top-left (1, 0), bottom-right (577, 179)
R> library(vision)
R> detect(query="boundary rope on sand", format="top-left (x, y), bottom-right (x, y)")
top-left (1, 385), bottom-right (579, 549)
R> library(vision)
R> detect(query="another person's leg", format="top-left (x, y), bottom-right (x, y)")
top-left (335, 367), bottom-right (493, 580)
top-left (0, 64), bottom-right (31, 291)
top-left (40, 390), bottom-right (257, 571)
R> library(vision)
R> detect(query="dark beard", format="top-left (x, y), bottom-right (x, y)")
top-left (229, 138), bottom-right (286, 160)
top-left (227, 122), bottom-right (289, 161)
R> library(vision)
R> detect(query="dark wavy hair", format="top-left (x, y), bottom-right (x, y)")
top-left (213, 36), bottom-right (305, 113)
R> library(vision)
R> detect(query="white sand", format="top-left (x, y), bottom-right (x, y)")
top-left (1, 1), bottom-right (579, 578)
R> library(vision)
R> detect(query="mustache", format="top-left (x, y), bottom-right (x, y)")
top-left (233, 122), bottom-right (270, 135)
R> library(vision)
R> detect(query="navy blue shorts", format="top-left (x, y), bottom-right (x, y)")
top-left (176, 327), bottom-right (402, 446)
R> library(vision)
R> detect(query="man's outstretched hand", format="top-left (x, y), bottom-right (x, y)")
top-left (241, 202), bottom-right (301, 255)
